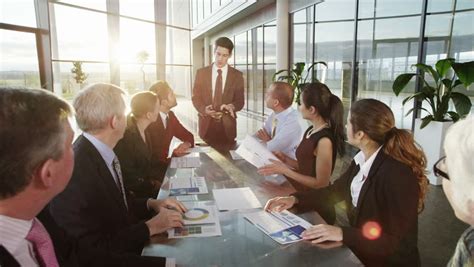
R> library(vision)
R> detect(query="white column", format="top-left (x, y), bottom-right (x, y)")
top-left (204, 36), bottom-right (210, 66)
top-left (276, 0), bottom-right (289, 71)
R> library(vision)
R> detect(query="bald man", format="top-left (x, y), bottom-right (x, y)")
top-left (255, 82), bottom-right (303, 158)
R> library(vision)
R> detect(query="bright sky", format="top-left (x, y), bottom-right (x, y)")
top-left (0, 0), bottom-right (189, 71)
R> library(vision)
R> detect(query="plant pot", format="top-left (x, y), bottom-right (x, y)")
top-left (413, 119), bottom-right (453, 185)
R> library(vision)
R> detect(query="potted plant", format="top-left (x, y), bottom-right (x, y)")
top-left (392, 58), bottom-right (473, 184)
top-left (272, 61), bottom-right (327, 105)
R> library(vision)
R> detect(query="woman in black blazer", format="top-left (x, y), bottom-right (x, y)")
top-left (115, 91), bottom-right (163, 198)
top-left (265, 99), bottom-right (428, 266)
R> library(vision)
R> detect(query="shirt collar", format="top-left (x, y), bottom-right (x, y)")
top-left (274, 106), bottom-right (293, 121)
top-left (0, 215), bottom-right (33, 252)
top-left (354, 146), bottom-right (383, 178)
top-left (160, 111), bottom-right (168, 120)
top-left (213, 63), bottom-right (228, 74)
top-left (83, 132), bottom-right (116, 167)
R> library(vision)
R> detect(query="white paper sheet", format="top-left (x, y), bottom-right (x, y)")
top-left (244, 210), bottom-right (312, 244)
top-left (229, 150), bottom-right (244, 160)
top-left (168, 201), bottom-right (222, 238)
top-left (212, 187), bottom-right (262, 211)
top-left (169, 156), bottom-right (200, 168)
top-left (186, 146), bottom-right (211, 153)
top-left (167, 137), bottom-right (182, 158)
top-left (169, 176), bottom-right (208, 195)
top-left (235, 135), bottom-right (280, 168)
top-left (235, 135), bottom-right (287, 185)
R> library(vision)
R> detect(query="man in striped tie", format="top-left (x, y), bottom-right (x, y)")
top-left (49, 83), bottom-right (186, 258)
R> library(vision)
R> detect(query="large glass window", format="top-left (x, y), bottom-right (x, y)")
top-left (166, 27), bottom-right (191, 65)
top-left (291, 0), bottom-right (474, 129)
top-left (120, 0), bottom-right (155, 21)
top-left (48, 1), bottom-right (191, 99)
top-left (0, 0), bottom-right (37, 27)
top-left (167, 0), bottom-right (191, 29)
top-left (0, 29), bottom-right (40, 88)
top-left (120, 18), bottom-right (156, 64)
top-left (52, 5), bottom-right (108, 61)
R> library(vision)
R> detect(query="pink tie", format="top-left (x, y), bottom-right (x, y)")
top-left (25, 218), bottom-right (59, 267)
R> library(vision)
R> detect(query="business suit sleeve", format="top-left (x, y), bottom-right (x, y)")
top-left (231, 70), bottom-right (245, 112)
top-left (341, 162), bottom-right (419, 261)
top-left (192, 69), bottom-right (207, 114)
top-left (170, 112), bottom-right (194, 146)
top-left (50, 157), bottom-right (150, 254)
top-left (38, 208), bottom-right (165, 267)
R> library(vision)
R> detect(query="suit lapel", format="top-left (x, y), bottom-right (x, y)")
top-left (80, 135), bottom-right (128, 213)
top-left (353, 150), bottom-right (387, 223)
top-left (222, 67), bottom-right (233, 100)
top-left (205, 66), bottom-right (213, 105)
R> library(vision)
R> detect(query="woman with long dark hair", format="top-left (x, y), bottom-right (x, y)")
top-left (258, 82), bottom-right (345, 191)
top-left (265, 99), bottom-right (428, 266)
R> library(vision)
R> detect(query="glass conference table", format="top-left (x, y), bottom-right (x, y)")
top-left (142, 147), bottom-right (362, 267)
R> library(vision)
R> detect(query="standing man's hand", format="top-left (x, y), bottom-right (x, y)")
top-left (220, 104), bottom-right (235, 118)
top-left (204, 105), bottom-right (218, 117)
top-left (256, 129), bottom-right (271, 142)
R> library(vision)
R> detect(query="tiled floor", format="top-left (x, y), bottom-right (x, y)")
top-left (173, 97), bottom-right (468, 266)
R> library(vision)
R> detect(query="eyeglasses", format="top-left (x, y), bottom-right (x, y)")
top-left (433, 156), bottom-right (449, 180)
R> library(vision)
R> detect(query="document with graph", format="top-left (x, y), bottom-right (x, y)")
top-left (244, 210), bottom-right (312, 245)
top-left (168, 201), bottom-right (222, 238)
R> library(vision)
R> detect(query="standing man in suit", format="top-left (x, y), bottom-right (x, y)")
top-left (0, 88), bottom-right (167, 267)
top-left (50, 83), bottom-right (186, 256)
top-left (192, 37), bottom-right (245, 147)
top-left (147, 80), bottom-right (195, 164)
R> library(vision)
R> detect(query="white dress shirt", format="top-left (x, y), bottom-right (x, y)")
top-left (211, 63), bottom-right (228, 99)
top-left (83, 132), bottom-right (120, 186)
top-left (350, 146), bottom-right (383, 207)
top-left (160, 111), bottom-right (168, 129)
top-left (261, 107), bottom-right (303, 159)
top-left (0, 215), bottom-right (38, 266)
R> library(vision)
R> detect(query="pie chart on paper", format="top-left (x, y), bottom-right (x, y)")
top-left (183, 208), bottom-right (209, 221)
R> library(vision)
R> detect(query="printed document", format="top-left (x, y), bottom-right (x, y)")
top-left (168, 201), bottom-right (222, 238)
top-left (244, 210), bottom-right (312, 244)
top-left (169, 176), bottom-right (208, 196)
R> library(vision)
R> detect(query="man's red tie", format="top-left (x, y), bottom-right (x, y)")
top-left (213, 69), bottom-right (223, 110)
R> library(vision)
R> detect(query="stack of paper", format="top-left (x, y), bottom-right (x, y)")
top-left (169, 156), bottom-right (200, 168)
top-left (212, 187), bottom-right (262, 211)
top-left (168, 201), bottom-right (222, 238)
top-left (244, 210), bottom-right (312, 244)
top-left (169, 176), bottom-right (208, 196)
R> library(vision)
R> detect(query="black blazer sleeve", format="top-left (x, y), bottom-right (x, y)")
top-left (50, 137), bottom-right (151, 255)
top-left (341, 160), bottom-right (420, 263)
top-left (38, 207), bottom-right (165, 267)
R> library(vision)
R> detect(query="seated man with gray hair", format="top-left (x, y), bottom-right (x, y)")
top-left (50, 83), bottom-right (186, 257)
top-left (435, 115), bottom-right (474, 266)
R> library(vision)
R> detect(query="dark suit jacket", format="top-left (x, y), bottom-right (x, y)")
top-left (0, 208), bottom-right (165, 267)
top-left (293, 150), bottom-right (421, 267)
top-left (192, 64), bottom-right (244, 142)
top-left (115, 115), bottom-right (165, 198)
top-left (146, 110), bottom-right (194, 163)
top-left (50, 135), bottom-right (154, 255)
